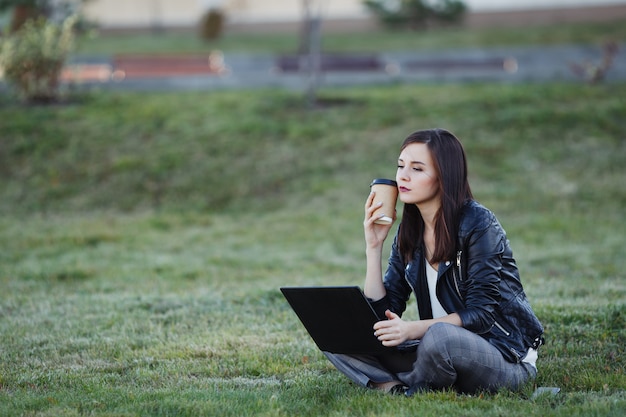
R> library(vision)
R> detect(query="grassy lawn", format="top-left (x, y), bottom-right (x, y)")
top-left (0, 80), bottom-right (625, 416)
top-left (75, 19), bottom-right (626, 55)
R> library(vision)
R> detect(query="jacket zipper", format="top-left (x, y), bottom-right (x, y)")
top-left (494, 321), bottom-right (510, 336)
top-left (453, 250), bottom-right (463, 299)
top-left (404, 264), bottom-right (416, 294)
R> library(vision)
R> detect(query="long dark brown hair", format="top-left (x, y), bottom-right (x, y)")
top-left (397, 128), bottom-right (473, 264)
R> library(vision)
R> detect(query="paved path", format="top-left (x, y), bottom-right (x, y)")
top-left (8, 43), bottom-right (626, 93)
top-left (82, 43), bottom-right (626, 90)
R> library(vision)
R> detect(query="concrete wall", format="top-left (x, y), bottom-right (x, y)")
top-left (468, 0), bottom-right (626, 11)
top-left (80, 0), bottom-right (626, 31)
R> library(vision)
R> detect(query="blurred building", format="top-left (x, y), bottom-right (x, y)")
top-left (80, 0), bottom-right (626, 32)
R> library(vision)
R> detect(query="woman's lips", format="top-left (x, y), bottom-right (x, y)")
top-left (399, 186), bottom-right (410, 192)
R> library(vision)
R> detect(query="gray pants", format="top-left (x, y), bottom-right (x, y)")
top-left (324, 322), bottom-right (536, 393)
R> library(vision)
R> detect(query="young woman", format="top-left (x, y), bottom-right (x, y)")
top-left (324, 128), bottom-right (544, 395)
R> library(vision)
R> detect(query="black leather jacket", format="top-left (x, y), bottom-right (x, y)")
top-left (371, 200), bottom-right (544, 363)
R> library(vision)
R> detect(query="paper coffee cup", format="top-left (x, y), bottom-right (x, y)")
top-left (370, 178), bottom-right (398, 225)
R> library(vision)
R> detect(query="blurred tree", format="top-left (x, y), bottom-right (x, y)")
top-left (299, 0), bottom-right (326, 108)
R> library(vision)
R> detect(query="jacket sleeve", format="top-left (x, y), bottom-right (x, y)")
top-left (369, 235), bottom-right (412, 319)
top-left (455, 210), bottom-right (506, 334)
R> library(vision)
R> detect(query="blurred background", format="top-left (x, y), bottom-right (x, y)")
top-left (0, 2), bottom-right (625, 416)
top-left (2, 0), bottom-right (626, 34)
top-left (63, 0), bottom-right (626, 33)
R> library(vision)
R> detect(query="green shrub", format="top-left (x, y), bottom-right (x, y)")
top-left (199, 8), bottom-right (224, 41)
top-left (0, 14), bottom-right (77, 103)
top-left (363, 0), bottom-right (467, 29)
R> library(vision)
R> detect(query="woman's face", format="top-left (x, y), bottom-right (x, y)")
top-left (396, 142), bottom-right (440, 208)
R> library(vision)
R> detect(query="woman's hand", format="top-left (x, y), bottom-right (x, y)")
top-left (363, 191), bottom-right (396, 301)
top-left (374, 311), bottom-right (463, 346)
top-left (364, 191), bottom-right (396, 250)
top-left (373, 310), bottom-right (421, 347)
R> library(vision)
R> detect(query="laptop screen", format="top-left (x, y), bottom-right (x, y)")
top-left (280, 286), bottom-right (392, 354)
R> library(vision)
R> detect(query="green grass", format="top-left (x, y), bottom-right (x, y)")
top-left (1, 82), bottom-right (625, 416)
top-left (75, 19), bottom-right (626, 55)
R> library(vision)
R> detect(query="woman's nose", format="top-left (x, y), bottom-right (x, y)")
top-left (397, 166), bottom-right (409, 181)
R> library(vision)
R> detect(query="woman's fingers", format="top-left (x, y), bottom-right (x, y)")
top-left (385, 310), bottom-right (399, 320)
top-left (365, 190), bottom-right (375, 207)
top-left (364, 194), bottom-right (384, 223)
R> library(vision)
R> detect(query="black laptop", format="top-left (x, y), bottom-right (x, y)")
top-left (280, 286), bottom-right (419, 354)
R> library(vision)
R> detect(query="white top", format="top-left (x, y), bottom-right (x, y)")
top-left (425, 260), bottom-right (448, 319)
top-left (523, 348), bottom-right (538, 369)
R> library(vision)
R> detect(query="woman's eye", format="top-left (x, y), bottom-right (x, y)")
top-left (397, 165), bottom-right (404, 169)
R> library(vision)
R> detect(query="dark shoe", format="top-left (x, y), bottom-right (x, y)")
top-left (405, 382), bottom-right (431, 397)
top-left (389, 384), bottom-right (409, 395)
top-left (367, 381), bottom-right (408, 395)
